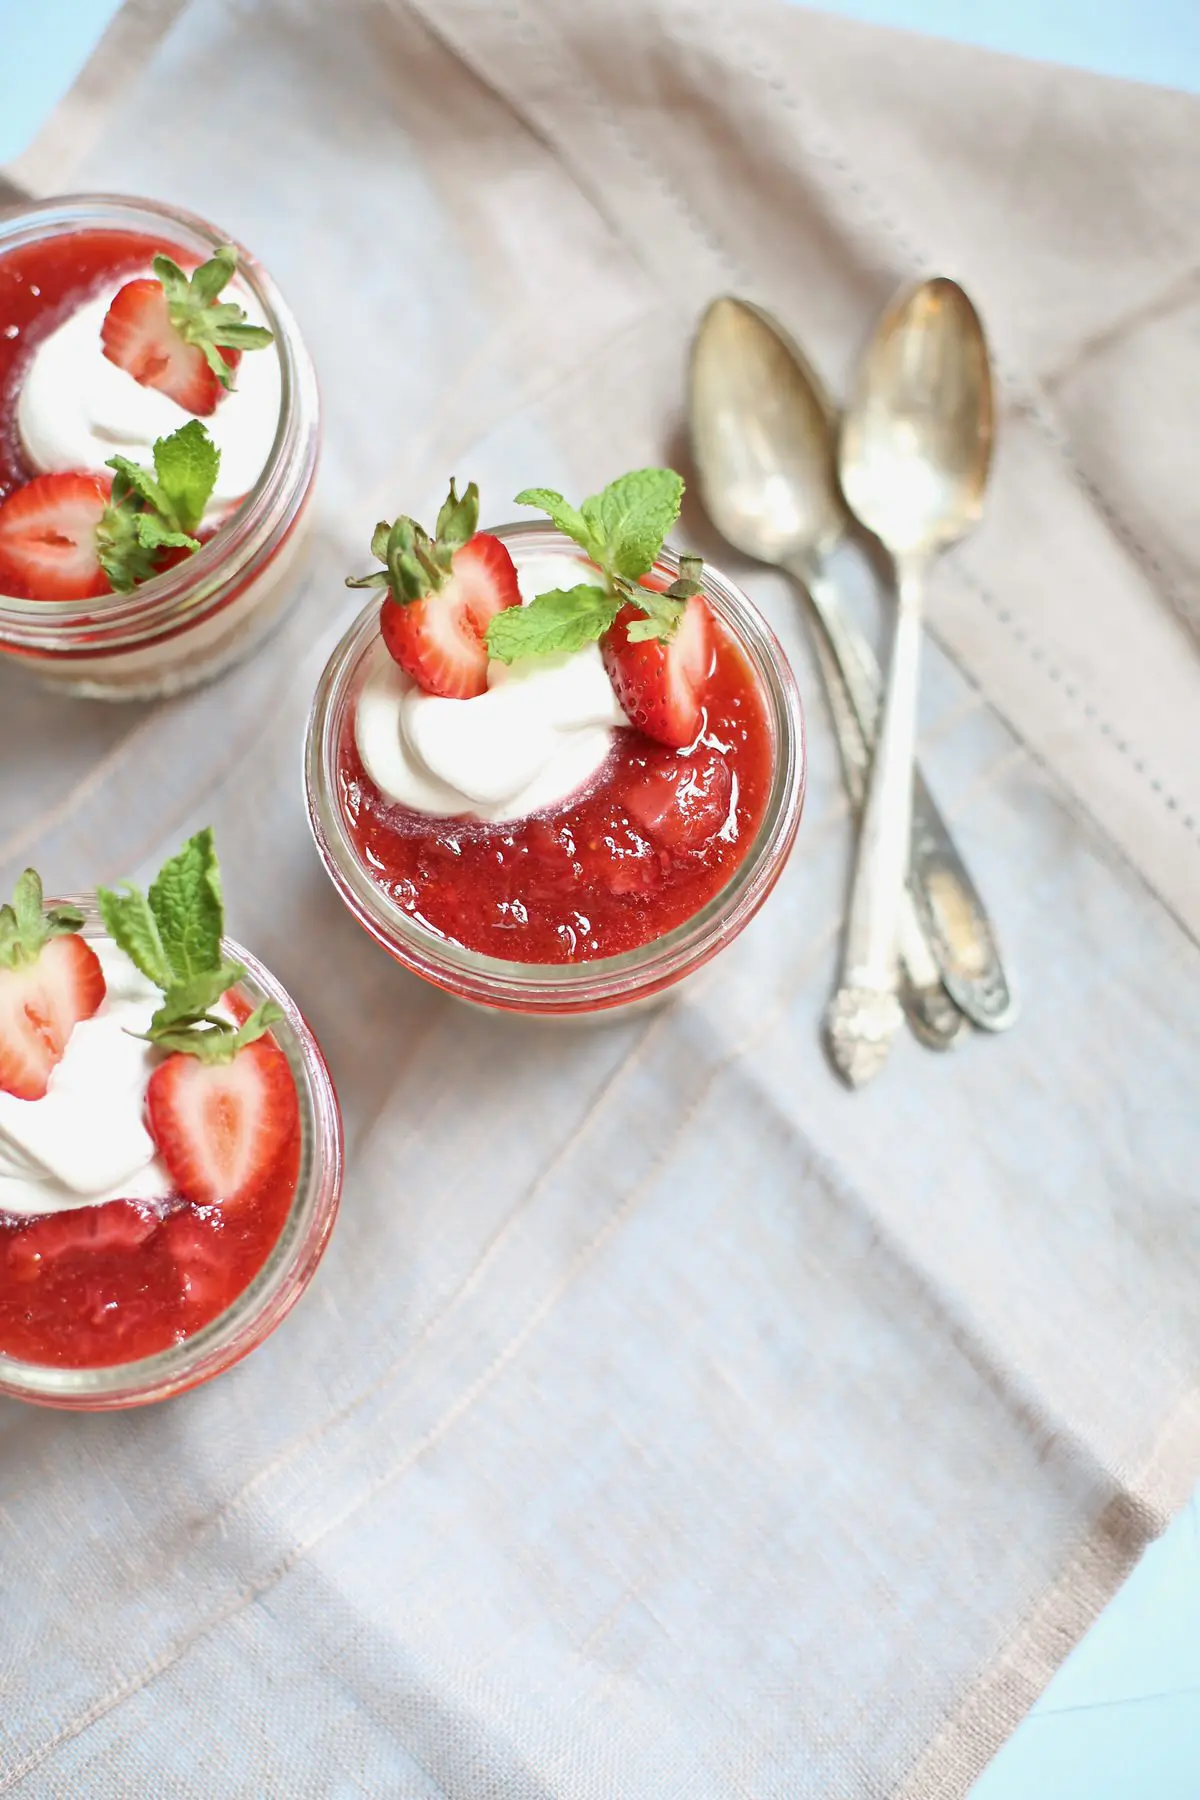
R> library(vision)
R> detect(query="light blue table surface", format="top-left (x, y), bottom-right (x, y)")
top-left (4, 4), bottom-right (1198, 1797)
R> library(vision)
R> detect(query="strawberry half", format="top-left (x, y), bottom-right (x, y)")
top-left (0, 934), bottom-right (107, 1100)
top-left (101, 277), bottom-right (237, 417)
top-left (602, 592), bottom-right (715, 749)
top-left (0, 472), bottom-right (112, 602)
top-left (381, 532), bottom-right (521, 699)
top-left (146, 1036), bottom-right (300, 1213)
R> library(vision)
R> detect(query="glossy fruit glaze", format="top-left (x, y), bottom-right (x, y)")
top-left (0, 1007), bottom-right (300, 1370)
top-left (0, 227), bottom-right (176, 505)
top-left (339, 614), bottom-right (774, 963)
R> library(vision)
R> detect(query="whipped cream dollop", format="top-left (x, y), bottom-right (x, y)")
top-left (17, 274), bottom-right (281, 514)
top-left (0, 940), bottom-right (171, 1219)
top-left (355, 552), bottom-right (630, 823)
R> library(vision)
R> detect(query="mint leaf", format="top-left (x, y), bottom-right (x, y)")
top-left (486, 584), bottom-right (620, 664)
top-left (96, 882), bottom-right (171, 989)
top-left (0, 870), bottom-right (84, 970)
top-left (96, 500), bottom-right (160, 594)
top-left (513, 488), bottom-right (601, 560)
top-left (102, 829), bottom-right (276, 1065)
top-left (100, 422), bottom-right (216, 590)
top-left (107, 454), bottom-right (171, 517)
top-left (579, 469), bottom-right (683, 581)
top-left (516, 469), bottom-right (686, 583)
top-left (153, 418), bottom-right (220, 534)
top-left (148, 827), bottom-right (224, 983)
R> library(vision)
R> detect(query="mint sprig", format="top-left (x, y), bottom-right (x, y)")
top-left (97, 420), bottom-right (220, 593)
top-left (153, 245), bottom-right (274, 392)
top-left (346, 478), bottom-right (479, 607)
top-left (0, 870), bottom-right (83, 971)
top-left (97, 828), bottom-right (281, 1065)
top-left (486, 469), bottom-right (703, 665)
top-left (486, 584), bottom-right (622, 663)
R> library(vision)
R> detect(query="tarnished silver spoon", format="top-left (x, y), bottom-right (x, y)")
top-left (689, 297), bottom-right (1001, 1052)
top-left (829, 278), bottom-right (1015, 1084)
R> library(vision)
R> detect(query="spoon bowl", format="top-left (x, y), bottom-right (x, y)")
top-left (690, 296), bottom-right (847, 572)
top-left (839, 277), bottom-right (994, 560)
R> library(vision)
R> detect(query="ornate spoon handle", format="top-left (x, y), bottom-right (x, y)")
top-left (801, 565), bottom-right (1017, 1033)
top-left (823, 559), bottom-right (925, 1084)
top-left (805, 613), bottom-right (965, 1051)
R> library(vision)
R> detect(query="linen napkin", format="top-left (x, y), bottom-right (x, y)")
top-left (1, 3), bottom-right (1199, 1796)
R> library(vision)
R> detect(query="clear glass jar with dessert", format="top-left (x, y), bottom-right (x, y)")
top-left (305, 470), bottom-right (805, 1017)
top-left (0, 832), bottom-right (342, 1409)
top-left (0, 193), bottom-right (319, 701)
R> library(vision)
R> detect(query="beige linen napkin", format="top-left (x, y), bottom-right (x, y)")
top-left (2, 4), bottom-right (1200, 1798)
top-left (386, 0), bottom-right (1200, 950)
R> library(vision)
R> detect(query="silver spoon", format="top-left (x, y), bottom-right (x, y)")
top-left (828, 276), bottom-right (1008, 1084)
top-left (689, 298), bottom-right (992, 1049)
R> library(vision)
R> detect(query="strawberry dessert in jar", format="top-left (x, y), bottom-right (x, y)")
top-left (0, 832), bottom-right (342, 1409)
top-left (0, 193), bottom-right (319, 700)
top-left (306, 469), bottom-right (805, 1017)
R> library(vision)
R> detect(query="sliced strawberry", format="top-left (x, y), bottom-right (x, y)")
top-left (448, 533), bottom-right (523, 637)
top-left (0, 935), bottom-right (107, 1101)
top-left (0, 472), bottom-right (112, 602)
top-left (602, 592), bottom-right (715, 749)
top-left (146, 1037), bottom-right (299, 1213)
top-left (101, 277), bottom-right (238, 417)
top-left (381, 531), bottom-right (521, 699)
top-left (7, 1200), bottom-right (160, 1282)
top-left (620, 747), bottom-right (734, 852)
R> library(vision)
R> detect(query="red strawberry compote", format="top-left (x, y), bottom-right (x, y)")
top-left (0, 193), bottom-right (319, 701)
top-left (307, 511), bottom-right (805, 1017)
top-left (0, 866), bottom-right (341, 1409)
top-left (339, 591), bottom-right (773, 962)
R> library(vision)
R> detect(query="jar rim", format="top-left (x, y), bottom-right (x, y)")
top-left (0, 192), bottom-right (319, 649)
top-left (305, 524), bottom-right (806, 1013)
top-left (0, 903), bottom-right (343, 1408)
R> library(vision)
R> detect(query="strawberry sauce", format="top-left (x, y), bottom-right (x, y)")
top-left (0, 1013), bottom-right (300, 1371)
top-left (339, 617), bottom-right (774, 962)
top-left (0, 228), bottom-right (176, 503)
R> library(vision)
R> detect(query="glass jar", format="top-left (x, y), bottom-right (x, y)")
top-left (0, 193), bottom-right (320, 701)
top-left (305, 524), bottom-right (806, 1018)
top-left (0, 904), bottom-right (343, 1409)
